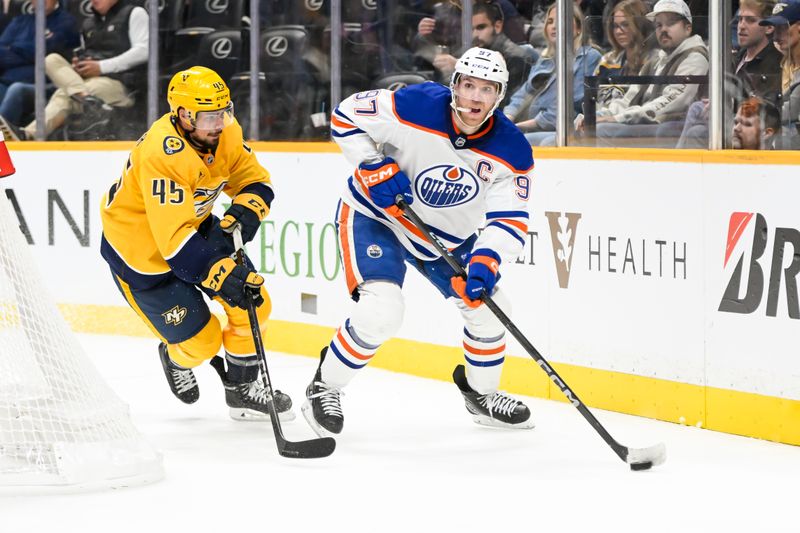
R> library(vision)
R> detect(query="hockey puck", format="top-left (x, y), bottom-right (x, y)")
top-left (630, 461), bottom-right (653, 471)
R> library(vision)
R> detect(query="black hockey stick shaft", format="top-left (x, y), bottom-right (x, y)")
top-left (395, 197), bottom-right (633, 464)
top-left (232, 227), bottom-right (335, 459)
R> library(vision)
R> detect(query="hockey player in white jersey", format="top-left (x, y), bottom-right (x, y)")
top-left (303, 47), bottom-right (535, 437)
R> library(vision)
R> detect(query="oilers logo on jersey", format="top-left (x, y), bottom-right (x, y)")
top-left (415, 165), bottom-right (479, 208)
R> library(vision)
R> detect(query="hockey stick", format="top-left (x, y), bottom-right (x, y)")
top-left (232, 226), bottom-right (336, 459)
top-left (395, 196), bottom-right (666, 470)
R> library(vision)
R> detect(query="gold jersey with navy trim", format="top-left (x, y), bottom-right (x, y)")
top-left (100, 113), bottom-right (273, 288)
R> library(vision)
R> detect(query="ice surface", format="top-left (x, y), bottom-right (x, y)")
top-left (2, 334), bottom-right (797, 533)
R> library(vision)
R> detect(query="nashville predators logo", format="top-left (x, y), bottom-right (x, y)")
top-left (162, 305), bottom-right (188, 326)
top-left (163, 136), bottom-right (184, 155)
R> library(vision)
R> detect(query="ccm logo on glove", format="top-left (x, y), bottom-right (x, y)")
top-left (356, 157), bottom-right (413, 217)
top-left (202, 257), bottom-right (264, 309)
top-left (358, 162), bottom-right (400, 185)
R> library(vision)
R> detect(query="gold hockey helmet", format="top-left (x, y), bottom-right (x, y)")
top-left (167, 66), bottom-right (234, 130)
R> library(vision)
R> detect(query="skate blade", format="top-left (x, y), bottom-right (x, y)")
top-left (228, 407), bottom-right (296, 422)
top-left (301, 401), bottom-right (339, 438)
top-left (471, 414), bottom-right (535, 430)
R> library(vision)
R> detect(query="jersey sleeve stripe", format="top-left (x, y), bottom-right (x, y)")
top-left (486, 221), bottom-right (526, 246)
top-left (497, 218), bottom-right (528, 233)
top-left (331, 127), bottom-right (367, 138)
top-left (333, 107), bottom-right (356, 125)
top-left (331, 114), bottom-right (356, 129)
top-left (486, 210), bottom-right (529, 220)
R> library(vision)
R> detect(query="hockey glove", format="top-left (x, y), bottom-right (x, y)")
top-left (450, 249), bottom-right (501, 308)
top-left (202, 257), bottom-right (264, 309)
top-left (219, 194), bottom-right (270, 243)
top-left (356, 157), bottom-right (413, 217)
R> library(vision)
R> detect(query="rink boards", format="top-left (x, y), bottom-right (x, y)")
top-left (2, 142), bottom-right (798, 446)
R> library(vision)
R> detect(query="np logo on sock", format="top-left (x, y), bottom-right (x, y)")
top-left (366, 244), bottom-right (383, 258)
top-left (162, 305), bottom-right (188, 325)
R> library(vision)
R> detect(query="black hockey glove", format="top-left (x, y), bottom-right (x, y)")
top-left (201, 257), bottom-right (264, 309)
top-left (219, 194), bottom-right (269, 244)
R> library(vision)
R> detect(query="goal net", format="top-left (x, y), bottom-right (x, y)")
top-left (0, 189), bottom-right (163, 490)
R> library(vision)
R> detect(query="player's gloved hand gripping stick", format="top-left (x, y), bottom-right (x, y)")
top-left (394, 195), bottom-right (666, 471)
top-left (450, 248), bottom-right (502, 309)
top-left (228, 225), bottom-right (336, 459)
top-left (356, 157), bottom-right (413, 217)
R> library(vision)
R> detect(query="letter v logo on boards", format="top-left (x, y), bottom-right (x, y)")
top-left (545, 212), bottom-right (581, 289)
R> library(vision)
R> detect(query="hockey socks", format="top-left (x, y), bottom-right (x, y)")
top-left (320, 319), bottom-right (379, 389)
top-left (462, 329), bottom-right (505, 394)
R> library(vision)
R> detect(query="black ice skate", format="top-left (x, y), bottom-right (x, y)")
top-left (452, 365), bottom-right (534, 429)
top-left (159, 342), bottom-right (199, 404)
top-left (302, 349), bottom-right (344, 437)
top-left (209, 355), bottom-right (295, 421)
top-left (224, 381), bottom-right (295, 422)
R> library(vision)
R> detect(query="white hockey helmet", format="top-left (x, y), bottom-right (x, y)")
top-left (450, 47), bottom-right (509, 125)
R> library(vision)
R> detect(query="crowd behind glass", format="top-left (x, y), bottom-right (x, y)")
top-left (0, 0), bottom-right (795, 150)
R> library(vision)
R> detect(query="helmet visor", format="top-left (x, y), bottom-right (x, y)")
top-left (194, 102), bottom-right (234, 130)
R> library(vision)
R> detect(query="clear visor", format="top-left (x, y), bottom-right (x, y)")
top-left (193, 102), bottom-right (235, 130)
top-left (453, 77), bottom-right (501, 104)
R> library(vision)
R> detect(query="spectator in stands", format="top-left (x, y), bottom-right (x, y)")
top-left (430, 1), bottom-right (537, 97)
top-left (732, 95), bottom-right (781, 149)
top-left (737, 0), bottom-right (782, 102)
top-left (760, 0), bottom-right (800, 148)
top-left (413, 0), bottom-right (527, 73)
top-left (574, 0), bottom-right (657, 135)
top-left (676, 0), bottom-right (781, 148)
top-left (594, 0), bottom-right (708, 148)
top-left (0, 0), bottom-right (147, 140)
top-left (0, 0), bottom-right (78, 106)
top-left (503, 2), bottom-right (601, 145)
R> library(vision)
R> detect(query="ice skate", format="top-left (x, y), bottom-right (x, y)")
top-left (453, 364), bottom-right (534, 429)
top-left (224, 378), bottom-right (295, 422)
top-left (302, 353), bottom-right (344, 437)
top-left (158, 342), bottom-right (199, 404)
top-left (208, 355), bottom-right (295, 421)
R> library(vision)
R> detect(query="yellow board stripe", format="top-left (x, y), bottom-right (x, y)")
top-left (8, 141), bottom-right (800, 165)
top-left (59, 303), bottom-right (799, 446)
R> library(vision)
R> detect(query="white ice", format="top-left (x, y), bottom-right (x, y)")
top-left (2, 334), bottom-right (798, 533)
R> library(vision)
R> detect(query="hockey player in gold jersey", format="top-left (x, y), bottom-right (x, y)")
top-left (100, 66), bottom-right (293, 421)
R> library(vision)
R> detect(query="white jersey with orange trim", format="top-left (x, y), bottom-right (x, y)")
top-left (330, 82), bottom-right (534, 262)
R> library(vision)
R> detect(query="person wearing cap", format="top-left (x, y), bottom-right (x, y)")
top-left (594, 0), bottom-right (709, 148)
top-left (760, 0), bottom-right (800, 148)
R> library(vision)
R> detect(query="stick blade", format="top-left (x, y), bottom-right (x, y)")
top-left (626, 442), bottom-right (666, 469)
top-left (278, 436), bottom-right (336, 459)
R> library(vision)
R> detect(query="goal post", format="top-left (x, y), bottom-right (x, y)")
top-left (0, 138), bottom-right (163, 491)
